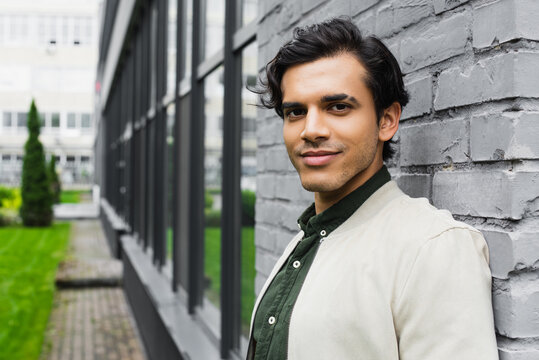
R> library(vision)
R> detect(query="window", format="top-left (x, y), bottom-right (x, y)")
top-left (66, 155), bottom-right (75, 163)
top-left (81, 113), bottom-right (91, 128)
top-left (1, 154), bottom-right (11, 162)
top-left (54, 155), bottom-right (61, 163)
top-left (2, 112), bottom-right (11, 127)
top-left (242, 0), bottom-right (258, 26)
top-left (204, 0), bottom-right (224, 60)
top-left (51, 113), bottom-right (60, 127)
top-left (67, 113), bottom-right (77, 128)
top-left (240, 41), bottom-right (257, 338)
top-left (17, 112), bottom-right (26, 128)
top-left (203, 66), bottom-right (224, 311)
top-left (81, 156), bottom-right (90, 163)
top-left (16, 155), bottom-right (23, 163)
top-left (167, 0), bottom-right (177, 95)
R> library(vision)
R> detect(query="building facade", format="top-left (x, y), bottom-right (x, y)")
top-left (97, 0), bottom-right (539, 359)
top-left (0, 0), bottom-right (100, 187)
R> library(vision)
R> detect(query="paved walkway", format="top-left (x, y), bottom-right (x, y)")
top-left (40, 220), bottom-right (147, 360)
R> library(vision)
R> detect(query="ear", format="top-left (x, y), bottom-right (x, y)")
top-left (378, 102), bottom-right (401, 142)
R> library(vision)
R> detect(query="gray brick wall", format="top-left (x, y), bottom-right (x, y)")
top-left (256, 0), bottom-right (539, 357)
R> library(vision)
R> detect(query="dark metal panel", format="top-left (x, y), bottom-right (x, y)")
top-left (188, 0), bottom-right (205, 313)
top-left (221, 0), bottom-right (242, 356)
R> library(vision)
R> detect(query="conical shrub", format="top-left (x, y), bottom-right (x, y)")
top-left (48, 156), bottom-right (61, 204)
top-left (20, 100), bottom-right (52, 226)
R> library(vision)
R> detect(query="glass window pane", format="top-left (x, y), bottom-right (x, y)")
top-left (17, 112), bottom-right (26, 128)
top-left (51, 113), bottom-right (60, 127)
top-left (81, 113), bottom-right (91, 128)
top-left (66, 155), bottom-right (75, 163)
top-left (81, 156), bottom-right (90, 163)
top-left (182, 0), bottom-right (193, 81)
top-left (166, 103), bottom-right (175, 262)
top-left (167, 0), bottom-right (177, 95)
top-left (67, 113), bottom-right (77, 128)
top-left (2, 112), bottom-right (11, 127)
top-left (204, 0), bottom-right (225, 60)
top-left (240, 41), bottom-right (257, 340)
top-left (242, 0), bottom-right (258, 27)
top-left (204, 66), bottom-right (224, 309)
top-left (2, 154), bottom-right (11, 162)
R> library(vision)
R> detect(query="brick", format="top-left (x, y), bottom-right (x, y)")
top-left (432, 171), bottom-right (539, 220)
top-left (353, 10), bottom-right (376, 35)
top-left (351, 0), bottom-right (380, 16)
top-left (313, 0), bottom-right (351, 21)
top-left (401, 75), bottom-right (432, 120)
top-left (471, 112), bottom-right (539, 161)
top-left (301, 0), bottom-right (326, 14)
top-left (257, 120), bottom-right (283, 147)
top-left (493, 274), bottom-right (539, 337)
top-left (265, 146), bottom-right (290, 172)
top-left (434, 52), bottom-right (539, 110)
top-left (257, 174), bottom-right (276, 199)
top-left (433, 0), bottom-right (470, 14)
top-left (375, 0), bottom-right (432, 38)
top-left (255, 247), bottom-right (280, 276)
top-left (473, 0), bottom-right (539, 49)
top-left (483, 231), bottom-right (539, 279)
top-left (396, 173), bottom-right (432, 199)
top-left (255, 199), bottom-right (281, 225)
top-left (499, 342), bottom-right (539, 360)
top-left (255, 225), bottom-right (277, 252)
top-left (276, 174), bottom-right (311, 202)
top-left (279, 204), bottom-right (308, 233)
top-left (400, 118), bottom-right (468, 166)
top-left (400, 12), bottom-right (469, 73)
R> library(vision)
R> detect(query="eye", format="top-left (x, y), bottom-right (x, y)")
top-left (285, 108), bottom-right (306, 119)
top-left (329, 103), bottom-right (350, 112)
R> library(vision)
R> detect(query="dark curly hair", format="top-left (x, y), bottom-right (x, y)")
top-left (257, 17), bottom-right (409, 161)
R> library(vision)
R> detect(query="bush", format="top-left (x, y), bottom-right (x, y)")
top-left (241, 190), bottom-right (255, 226)
top-left (20, 100), bottom-right (53, 226)
top-left (48, 156), bottom-right (61, 204)
top-left (205, 209), bottom-right (221, 227)
top-left (205, 190), bottom-right (214, 209)
top-left (0, 187), bottom-right (21, 226)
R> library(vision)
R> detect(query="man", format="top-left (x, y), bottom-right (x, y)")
top-left (247, 18), bottom-right (498, 360)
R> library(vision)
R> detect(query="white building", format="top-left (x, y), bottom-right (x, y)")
top-left (0, 0), bottom-right (101, 187)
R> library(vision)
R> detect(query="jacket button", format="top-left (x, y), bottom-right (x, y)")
top-left (320, 230), bottom-right (326, 236)
top-left (293, 260), bottom-right (301, 268)
top-left (268, 316), bottom-right (276, 325)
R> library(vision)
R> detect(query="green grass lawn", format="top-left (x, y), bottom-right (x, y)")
top-left (0, 223), bottom-right (71, 360)
top-left (167, 226), bottom-right (256, 335)
top-left (60, 190), bottom-right (90, 204)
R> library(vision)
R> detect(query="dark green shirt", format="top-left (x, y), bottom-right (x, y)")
top-left (252, 166), bottom-right (391, 359)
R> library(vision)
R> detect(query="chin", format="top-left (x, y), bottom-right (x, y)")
top-left (300, 177), bottom-right (343, 193)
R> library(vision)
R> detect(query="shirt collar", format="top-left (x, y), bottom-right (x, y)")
top-left (297, 165), bottom-right (391, 238)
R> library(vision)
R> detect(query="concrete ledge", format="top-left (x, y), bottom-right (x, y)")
top-left (121, 235), bottom-right (222, 360)
top-left (100, 199), bottom-right (127, 259)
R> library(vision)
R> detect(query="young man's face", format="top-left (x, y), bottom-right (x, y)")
top-left (281, 53), bottom-right (386, 201)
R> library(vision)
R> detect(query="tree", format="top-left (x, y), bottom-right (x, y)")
top-left (48, 156), bottom-right (61, 204)
top-left (20, 100), bottom-right (52, 226)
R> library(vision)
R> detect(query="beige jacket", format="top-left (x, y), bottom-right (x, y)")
top-left (249, 181), bottom-right (499, 360)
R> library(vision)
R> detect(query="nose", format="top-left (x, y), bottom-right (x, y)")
top-left (300, 108), bottom-right (330, 143)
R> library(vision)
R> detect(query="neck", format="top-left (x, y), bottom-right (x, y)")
top-left (314, 162), bottom-right (383, 214)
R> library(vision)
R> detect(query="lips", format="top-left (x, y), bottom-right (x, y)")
top-left (300, 150), bottom-right (341, 166)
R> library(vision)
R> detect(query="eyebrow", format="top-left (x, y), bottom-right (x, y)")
top-left (282, 94), bottom-right (360, 112)
top-left (320, 93), bottom-right (359, 105)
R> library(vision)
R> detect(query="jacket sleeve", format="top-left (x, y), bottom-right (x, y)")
top-left (394, 227), bottom-right (499, 360)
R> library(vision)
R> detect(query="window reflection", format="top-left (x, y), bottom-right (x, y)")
top-left (204, 66), bottom-right (224, 309)
top-left (242, 0), bottom-right (258, 27)
top-left (166, 103), bottom-right (175, 262)
top-left (204, 0), bottom-right (224, 60)
top-left (240, 41), bottom-right (257, 338)
top-left (167, 0), bottom-right (177, 95)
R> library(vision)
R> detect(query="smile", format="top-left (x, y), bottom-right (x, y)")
top-left (300, 150), bottom-right (341, 166)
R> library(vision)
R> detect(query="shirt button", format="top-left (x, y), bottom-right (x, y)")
top-left (297, 223), bottom-right (301, 229)
top-left (293, 260), bottom-right (301, 268)
top-left (320, 230), bottom-right (326, 236)
top-left (268, 316), bottom-right (276, 325)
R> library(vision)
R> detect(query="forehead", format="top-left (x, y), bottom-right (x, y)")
top-left (281, 53), bottom-right (370, 101)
